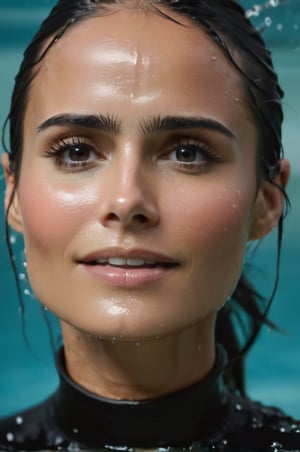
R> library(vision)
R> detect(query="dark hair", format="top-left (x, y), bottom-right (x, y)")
top-left (2, 0), bottom-right (290, 395)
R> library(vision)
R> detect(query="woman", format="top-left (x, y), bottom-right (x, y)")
top-left (0, 0), bottom-right (298, 450)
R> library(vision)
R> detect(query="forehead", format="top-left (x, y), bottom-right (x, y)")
top-left (28, 8), bottom-right (251, 135)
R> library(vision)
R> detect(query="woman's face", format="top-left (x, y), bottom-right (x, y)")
top-left (10, 8), bottom-right (263, 339)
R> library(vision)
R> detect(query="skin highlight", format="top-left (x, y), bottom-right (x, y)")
top-left (2, 7), bottom-right (289, 401)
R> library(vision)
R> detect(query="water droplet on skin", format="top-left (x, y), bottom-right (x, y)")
top-left (6, 432), bottom-right (14, 442)
top-left (15, 416), bottom-right (23, 425)
top-left (234, 97), bottom-right (240, 102)
top-left (211, 55), bottom-right (217, 61)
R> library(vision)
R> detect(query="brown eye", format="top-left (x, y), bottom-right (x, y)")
top-left (169, 144), bottom-right (206, 164)
top-left (172, 145), bottom-right (205, 163)
top-left (46, 138), bottom-right (100, 170)
top-left (64, 142), bottom-right (95, 162)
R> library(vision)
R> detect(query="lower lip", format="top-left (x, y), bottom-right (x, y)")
top-left (80, 264), bottom-right (174, 288)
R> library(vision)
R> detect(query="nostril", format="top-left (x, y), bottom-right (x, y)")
top-left (107, 212), bottom-right (119, 221)
top-left (134, 214), bottom-right (148, 224)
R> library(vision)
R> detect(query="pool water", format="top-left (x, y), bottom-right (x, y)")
top-left (0, 0), bottom-right (299, 419)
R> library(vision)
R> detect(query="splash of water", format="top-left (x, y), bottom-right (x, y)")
top-left (246, 0), bottom-right (287, 19)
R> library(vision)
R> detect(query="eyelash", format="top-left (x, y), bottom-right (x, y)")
top-left (45, 137), bottom-right (101, 170)
top-left (44, 137), bottom-right (221, 173)
top-left (162, 139), bottom-right (221, 172)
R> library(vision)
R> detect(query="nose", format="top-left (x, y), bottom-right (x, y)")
top-left (98, 156), bottom-right (159, 230)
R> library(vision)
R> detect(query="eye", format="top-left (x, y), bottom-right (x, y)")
top-left (45, 138), bottom-right (100, 170)
top-left (161, 139), bottom-right (221, 174)
top-left (169, 144), bottom-right (206, 164)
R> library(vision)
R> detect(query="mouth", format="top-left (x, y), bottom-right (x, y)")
top-left (77, 250), bottom-right (179, 287)
top-left (86, 257), bottom-right (177, 269)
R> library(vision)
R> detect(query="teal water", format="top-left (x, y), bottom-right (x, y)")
top-left (0, 0), bottom-right (299, 419)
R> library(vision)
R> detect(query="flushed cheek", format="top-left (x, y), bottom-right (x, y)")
top-left (17, 179), bottom-right (99, 255)
top-left (166, 183), bottom-right (255, 294)
top-left (169, 185), bottom-right (254, 246)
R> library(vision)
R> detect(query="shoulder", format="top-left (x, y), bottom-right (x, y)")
top-left (0, 396), bottom-right (70, 451)
top-left (213, 391), bottom-right (300, 451)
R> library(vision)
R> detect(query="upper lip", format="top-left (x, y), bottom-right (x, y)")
top-left (77, 247), bottom-right (178, 264)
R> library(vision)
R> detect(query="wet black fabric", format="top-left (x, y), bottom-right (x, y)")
top-left (0, 346), bottom-right (300, 451)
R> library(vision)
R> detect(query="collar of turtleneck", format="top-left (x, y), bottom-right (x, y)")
top-left (53, 345), bottom-right (228, 449)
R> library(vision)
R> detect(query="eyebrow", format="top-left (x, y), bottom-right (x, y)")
top-left (37, 113), bottom-right (236, 141)
top-left (139, 115), bottom-right (237, 140)
top-left (37, 113), bottom-right (121, 135)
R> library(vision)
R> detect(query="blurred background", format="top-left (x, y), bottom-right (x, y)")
top-left (0, 0), bottom-right (299, 417)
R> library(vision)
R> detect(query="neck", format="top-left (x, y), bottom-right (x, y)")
top-left (61, 317), bottom-right (216, 401)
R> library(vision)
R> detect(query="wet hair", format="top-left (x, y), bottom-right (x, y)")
top-left (2, 0), bottom-right (290, 394)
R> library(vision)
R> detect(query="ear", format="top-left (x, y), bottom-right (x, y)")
top-left (249, 159), bottom-right (290, 241)
top-left (1, 153), bottom-right (24, 233)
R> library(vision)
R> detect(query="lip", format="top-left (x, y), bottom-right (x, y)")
top-left (77, 247), bottom-right (178, 264)
top-left (76, 247), bottom-right (179, 288)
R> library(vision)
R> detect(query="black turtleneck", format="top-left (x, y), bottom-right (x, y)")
top-left (0, 346), bottom-right (300, 451)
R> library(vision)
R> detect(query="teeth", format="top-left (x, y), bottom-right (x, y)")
top-left (126, 258), bottom-right (146, 266)
top-left (96, 257), bottom-right (157, 267)
top-left (108, 257), bottom-right (127, 266)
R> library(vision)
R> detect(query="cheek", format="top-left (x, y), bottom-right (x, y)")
top-left (17, 177), bottom-right (99, 254)
top-left (165, 182), bottom-right (254, 248)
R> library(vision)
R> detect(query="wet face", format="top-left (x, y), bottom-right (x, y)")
top-left (11, 8), bottom-right (262, 339)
